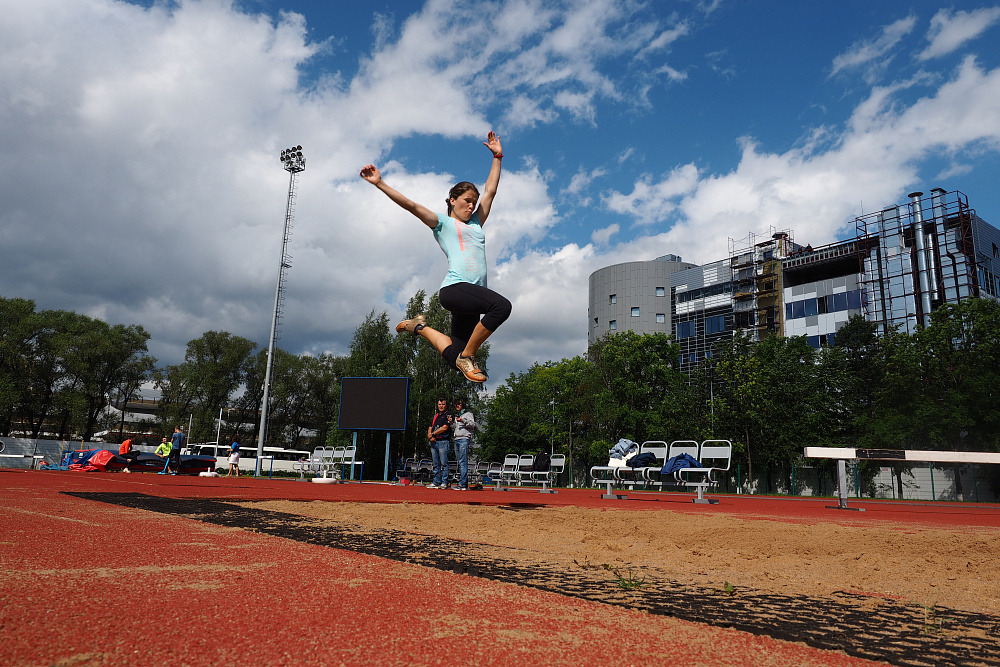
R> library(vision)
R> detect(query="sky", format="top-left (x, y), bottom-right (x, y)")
top-left (4, 0), bottom-right (1000, 390)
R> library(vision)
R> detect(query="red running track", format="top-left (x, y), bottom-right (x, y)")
top-left (8, 469), bottom-right (992, 666)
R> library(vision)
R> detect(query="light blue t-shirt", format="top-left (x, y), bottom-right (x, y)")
top-left (432, 212), bottom-right (488, 288)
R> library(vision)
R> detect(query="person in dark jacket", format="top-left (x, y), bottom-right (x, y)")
top-left (426, 398), bottom-right (453, 488)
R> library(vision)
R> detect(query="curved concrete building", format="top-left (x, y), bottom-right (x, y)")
top-left (588, 254), bottom-right (695, 346)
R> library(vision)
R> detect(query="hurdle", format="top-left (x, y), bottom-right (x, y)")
top-left (803, 447), bottom-right (1000, 511)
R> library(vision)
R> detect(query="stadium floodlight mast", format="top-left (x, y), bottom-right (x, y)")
top-left (255, 145), bottom-right (305, 476)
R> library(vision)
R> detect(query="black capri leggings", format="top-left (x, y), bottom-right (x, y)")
top-left (438, 282), bottom-right (512, 369)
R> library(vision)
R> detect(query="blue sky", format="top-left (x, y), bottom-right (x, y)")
top-left (4, 0), bottom-right (1000, 390)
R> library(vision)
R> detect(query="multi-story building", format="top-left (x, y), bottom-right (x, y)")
top-left (671, 259), bottom-right (733, 372)
top-left (856, 189), bottom-right (1000, 334)
top-left (587, 255), bottom-right (694, 346)
top-left (588, 189), bottom-right (1000, 369)
top-left (782, 238), bottom-right (863, 348)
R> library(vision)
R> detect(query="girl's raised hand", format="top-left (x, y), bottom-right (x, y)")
top-left (483, 131), bottom-right (502, 157)
top-left (359, 164), bottom-right (382, 184)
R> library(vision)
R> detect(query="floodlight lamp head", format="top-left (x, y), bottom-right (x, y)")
top-left (281, 144), bottom-right (305, 173)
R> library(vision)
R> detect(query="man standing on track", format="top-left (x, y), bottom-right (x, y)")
top-left (161, 425), bottom-right (184, 475)
top-left (427, 398), bottom-right (452, 489)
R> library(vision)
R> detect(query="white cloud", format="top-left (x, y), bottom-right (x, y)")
top-left (639, 21), bottom-right (691, 59)
top-left (602, 163), bottom-right (701, 223)
top-left (565, 167), bottom-right (607, 195)
top-left (830, 15), bottom-right (917, 78)
top-left (5, 0), bottom-right (1000, 391)
top-left (918, 7), bottom-right (1000, 61)
top-left (607, 56), bottom-right (1000, 264)
top-left (0, 0), bottom-right (701, 386)
top-left (590, 223), bottom-right (619, 246)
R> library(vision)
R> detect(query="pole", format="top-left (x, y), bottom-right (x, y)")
top-left (255, 259), bottom-right (283, 476)
top-left (215, 407), bottom-right (223, 446)
top-left (257, 148), bottom-right (304, 475)
top-left (550, 398), bottom-right (555, 456)
top-left (384, 432), bottom-right (391, 482)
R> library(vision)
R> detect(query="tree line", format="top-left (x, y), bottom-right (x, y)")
top-left (3, 291), bottom-right (998, 495)
top-left (483, 298), bottom-right (1000, 496)
top-left (0, 292), bottom-right (485, 460)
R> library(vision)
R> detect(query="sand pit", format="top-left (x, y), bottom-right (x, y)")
top-left (247, 499), bottom-right (1000, 618)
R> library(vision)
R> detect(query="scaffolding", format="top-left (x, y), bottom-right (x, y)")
top-left (728, 229), bottom-right (795, 342)
top-left (854, 189), bottom-right (979, 335)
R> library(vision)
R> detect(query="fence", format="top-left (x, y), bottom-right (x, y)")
top-left (0, 438), bottom-right (143, 469)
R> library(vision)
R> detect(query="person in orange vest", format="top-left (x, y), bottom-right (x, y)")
top-left (119, 438), bottom-right (138, 473)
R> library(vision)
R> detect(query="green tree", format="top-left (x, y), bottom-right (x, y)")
top-left (61, 317), bottom-right (154, 441)
top-left (753, 334), bottom-right (834, 493)
top-left (711, 332), bottom-right (765, 490)
top-left (911, 299), bottom-right (1000, 499)
top-left (588, 330), bottom-right (693, 446)
top-left (0, 297), bottom-right (38, 436)
top-left (184, 331), bottom-right (257, 441)
top-left (481, 356), bottom-right (598, 485)
top-left (154, 331), bottom-right (256, 442)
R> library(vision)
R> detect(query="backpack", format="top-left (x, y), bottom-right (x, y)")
top-left (532, 452), bottom-right (551, 471)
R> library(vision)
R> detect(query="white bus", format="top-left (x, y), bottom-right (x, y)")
top-left (189, 443), bottom-right (311, 473)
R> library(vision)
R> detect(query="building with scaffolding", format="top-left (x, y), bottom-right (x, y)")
top-left (782, 238), bottom-right (863, 348)
top-left (589, 188), bottom-right (1000, 371)
top-left (728, 231), bottom-right (799, 342)
top-left (856, 189), bottom-right (1000, 334)
top-left (672, 259), bottom-right (733, 372)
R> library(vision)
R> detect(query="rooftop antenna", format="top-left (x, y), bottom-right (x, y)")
top-left (255, 145), bottom-right (305, 476)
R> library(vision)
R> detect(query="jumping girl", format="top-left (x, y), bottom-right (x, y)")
top-left (359, 131), bottom-right (511, 383)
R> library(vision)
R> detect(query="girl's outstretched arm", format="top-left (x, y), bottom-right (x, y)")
top-left (475, 131), bottom-right (503, 225)
top-left (360, 164), bottom-right (439, 229)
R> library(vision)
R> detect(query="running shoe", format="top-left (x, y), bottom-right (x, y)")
top-left (455, 354), bottom-right (487, 383)
top-left (395, 314), bottom-right (426, 334)
top-left (427, 483), bottom-right (440, 489)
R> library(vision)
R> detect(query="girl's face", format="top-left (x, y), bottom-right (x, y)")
top-left (449, 190), bottom-right (478, 222)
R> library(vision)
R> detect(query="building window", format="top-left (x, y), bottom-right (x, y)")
top-left (631, 307), bottom-right (640, 317)
top-left (786, 290), bottom-right (864, 320)
top-left (609, 294), bottom-right (616, 304)
top-left (655, 287), bottom-right (665, 297)
top-left (593, 317), bottom-right (598, 326)
top-left (609, 320), bottom-right (617, 330)
top-left (705, 314), bottom-right (727, 334)
top-left (676, 321), bottom-right (695, 339)
top-left (656, 313), bottom-right (665, 323)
